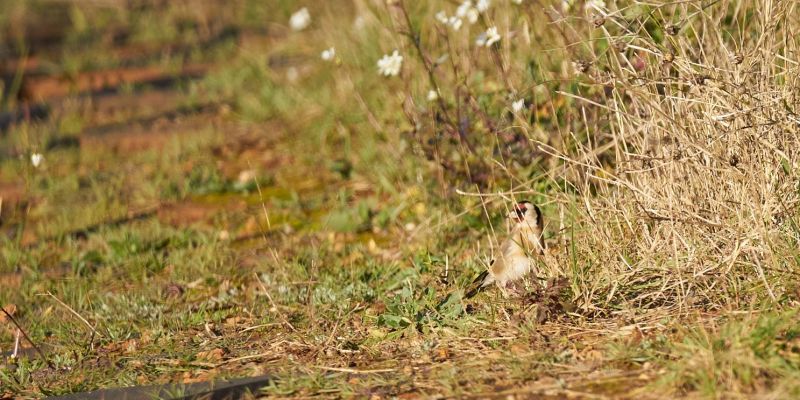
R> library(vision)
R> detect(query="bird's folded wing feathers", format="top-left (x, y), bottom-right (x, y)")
top-left (465, 269), bottom-right (492, 298)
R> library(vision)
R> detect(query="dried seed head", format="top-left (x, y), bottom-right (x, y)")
top-left (692, 74), bottom-right (709, 86)
top-left (613, 40), bottom-right (627, 53)
top-left (632, 56), bottom-right (646, 72)
top-left (665, 24), bottom-right (679, 36)
top-left (592, 15), bottom-right (605, 27)
top-left (729, 53), bottom-right (744, 65)
top-left (662, 52), bottom-right (675, 65)
top-left (572, 60), bottom-right (592, 74)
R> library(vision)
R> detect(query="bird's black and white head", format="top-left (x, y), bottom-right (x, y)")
top-left (508, 200), bottom-right (542, 229)
top-left (509, 200), bottom-right (546, 253)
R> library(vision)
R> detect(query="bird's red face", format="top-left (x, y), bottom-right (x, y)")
top-left (511, 202), bottom-right (529, 222)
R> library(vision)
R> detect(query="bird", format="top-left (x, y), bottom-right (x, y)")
top-left (465, 201), bottom-right (545, 298)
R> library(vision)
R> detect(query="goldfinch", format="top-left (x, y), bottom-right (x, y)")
top-left (466, 201), bottom-right (545, 298)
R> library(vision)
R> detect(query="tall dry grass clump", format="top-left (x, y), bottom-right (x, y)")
top-left (555, 0), bottom-right (800, 312)
top-left (376, 0), bottom-right (799, 312)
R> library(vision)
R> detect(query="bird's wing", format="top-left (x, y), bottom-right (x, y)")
top-left (464, 269), bottom-right (490, 298)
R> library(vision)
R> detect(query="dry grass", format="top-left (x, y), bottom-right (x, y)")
top-left (370, 0), bottom-right (800, 394)
top-left (379, 0), bottom-right (799, 311)
top-left (553, 0), bottom-right (800, 312)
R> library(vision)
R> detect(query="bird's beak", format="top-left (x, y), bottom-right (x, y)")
top-left (508, 207), bottom-right (525, 222)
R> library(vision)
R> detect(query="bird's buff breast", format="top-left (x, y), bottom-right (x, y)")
top-left (493, 250), bottom-right (531, 285)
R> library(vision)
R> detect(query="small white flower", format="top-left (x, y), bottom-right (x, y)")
top-left (435, 11), bottom-right (449, 24)
top-left (585, 0), bottom-right (606, 12)
top-left (478, 26), bottom-right (501, 47)
top-left (486, 27), bottom-right (501, 46)
top-left (377, 50), bottom-right (403, 77)
top-left (512, 0), bottom-right (524, 4)
top-left (427, 90), bottom-right (439, 101)
top-left (31, 153), bottom-right (43, 168)
top-left (353, 15), bottom-right (366, 30)
top-left (448, 16), bottom-right (463, 30)
top-left (237, 169), bottom-right (257, 185)
top-left (466, 8), bottom-right (480, 23)
top-left (289, 7), bottom-right (311, 31)
top-left (456, 1), bottom-right (472, 17)
top-left (321, 47), bottom-right (335, 61)
top-left (456, 1), bottom-right (481, 23)
top-left (512, 99), bottom-right (525, 112)
top-left (476, 0), bottom-right (490, 12)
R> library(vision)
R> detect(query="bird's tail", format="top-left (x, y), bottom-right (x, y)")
top-left (465, 270), bottom-right (493, 299)
top-left (433, 270), bottom-right (493, 311)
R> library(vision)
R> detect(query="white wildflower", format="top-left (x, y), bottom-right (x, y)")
top-left (427, 90), bottom-right (439, 101)
top-left (466, 8), bottom-right (480, 23)
top-left (321, 47), bottom-right (336, 61)
top-left (448, 16), bottom-right (463, 31)
top-left (585, 0), bottom-right (606, 12)
top-left (289, 7), bottom-right (311, 31)
top-left (476, 0), bottom-right (490, 12)
top-left (456, 1), bottom-right (480, 23)
top-left (456, 1), bottom-right (472, 17)
top-left (435, 11), bottom-right (449, 24)
top-left (31, 153), bottom-right (43, 168)
top-left (377, 50), bottom-right (403, 77)
top-left (512, 99), bottom-right (525, 112)
top-left (237, 169), bottom-right (257, 185)
top-left (477, 26), bottom-right (501, 47)
top-left (512, 0), bottom-right (524, 4)
top-left (486, 27), bottom-right (501, 46)
top-left (353, 15), bottom-right (366, 30)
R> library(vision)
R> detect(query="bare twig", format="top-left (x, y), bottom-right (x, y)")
top-left (38, 291), bottom-right (102, 339)
top-left (253, 272), bottom-right (296, 332)
top-left (0, 306), bottom-right (54, 370)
